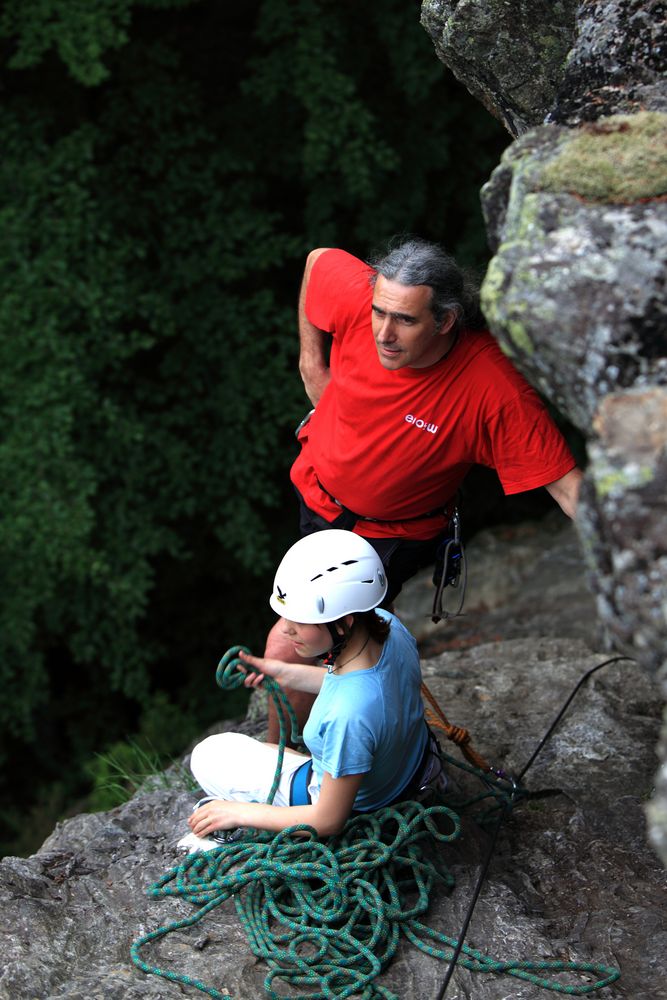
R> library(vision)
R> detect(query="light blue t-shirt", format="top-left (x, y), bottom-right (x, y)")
top-left (302, 610), bottom-right (427, 811)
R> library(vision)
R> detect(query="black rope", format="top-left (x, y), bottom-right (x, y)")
top-left (434, 654), bottom-right (637, 999)
top-left (517, 656), bottom-right (633, 783)
top-left (434, 805), bottom-right (507, 1000)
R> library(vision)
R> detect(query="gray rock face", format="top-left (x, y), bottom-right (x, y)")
top-left (0, 790), bottom-right (198, 1000)
top-left (421, 0), bottom-right (666, 138)
top-left (396, 512), bottom-right (601, 652)
top-left (1, 520), bottom-right (665, 999)
top-left (420, 0), bottom-right (580, 136)
top-left (420, 0), bottom-right (667, 862)
top-left (578, 386), bottom-right (667, 865)
top-left (579, 387), bottom-right (667, 669)
top-left (550, 0), bottom-right (667, 126)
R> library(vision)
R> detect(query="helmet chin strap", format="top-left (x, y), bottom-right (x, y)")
top-left (323, 618), bottom-right (353, 667)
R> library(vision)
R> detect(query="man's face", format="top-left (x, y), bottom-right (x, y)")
top-left (371, 276), bottom-right (454, 370)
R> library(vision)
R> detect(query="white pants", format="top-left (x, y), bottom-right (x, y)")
top-left (190, 732), bottom-right (315, 807)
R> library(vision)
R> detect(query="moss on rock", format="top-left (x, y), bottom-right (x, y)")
top-left (540, 111), bottom-right (667, 203)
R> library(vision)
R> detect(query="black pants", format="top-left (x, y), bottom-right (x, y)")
top-left (295, 491), bottom-right (442, 606)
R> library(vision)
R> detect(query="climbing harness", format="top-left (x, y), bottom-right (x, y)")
top-left (431, 507), bottom-right (466, 623)
top-left (294, 407), bottom-right (315, 439)
top-left (130, 647), bottom-right (623, 1000)
top-left (401, 726), bottom-right (451, 803)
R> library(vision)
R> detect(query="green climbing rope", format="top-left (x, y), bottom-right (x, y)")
top-left (130, 646), bottom-right (621, 999)
top-left (214, 645), bottom-right (303, 805)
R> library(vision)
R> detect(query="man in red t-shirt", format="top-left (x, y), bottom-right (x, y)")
top-left (265, 238), bottom-right (581, 740)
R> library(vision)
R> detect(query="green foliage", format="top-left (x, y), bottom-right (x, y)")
top-left (243, 0), bottom-right (504, 257)
top-left (0, 42), bottom-right (303, 744)
top-left (0, 778), bottom-right (70, 859)
top-left (87, 737), bottom-right (197, 812)
top-left (0, 0), bottom-right (193, 85)
top-left (86, 689), bottom-right (245, 812)
top-left (77, 689), bottom-right (203, 811)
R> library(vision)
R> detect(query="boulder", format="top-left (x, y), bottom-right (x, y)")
top-left (420, 0), bottom-right (666, 138)
top-left (420, 0), bottom-right (580, 136)
top-left (480, 112), bottom-right (667, 433)
top-left (549, 0), bottom-right (667, 127)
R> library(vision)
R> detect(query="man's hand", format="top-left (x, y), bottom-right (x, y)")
top-left (545, 467), bottom-right (582, 520)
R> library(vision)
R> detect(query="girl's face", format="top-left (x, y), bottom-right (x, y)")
top-left (281, 619), bottom-right (332, 658)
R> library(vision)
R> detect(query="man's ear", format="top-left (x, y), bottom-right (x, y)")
top-left (437, 311), bottom-right (456, 337)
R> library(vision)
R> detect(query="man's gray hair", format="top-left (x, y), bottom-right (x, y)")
top-left (368, 237), bottom-right (482, 332)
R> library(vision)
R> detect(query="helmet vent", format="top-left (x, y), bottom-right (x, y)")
top-left (310, 560), bottom-right (359, 582)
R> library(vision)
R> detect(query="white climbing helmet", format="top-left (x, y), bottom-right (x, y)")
top-left (269, 529), bottom-right (388, 623)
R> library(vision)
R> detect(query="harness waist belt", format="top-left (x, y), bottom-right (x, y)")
top-left (316, 476), bottom-right (451, 524)
top-left (289, 760), bottom-right (313, 806)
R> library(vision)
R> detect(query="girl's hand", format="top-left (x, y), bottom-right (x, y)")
top-left (238, 649), bottom-right (290, 688)
top-left (188, 799), bottom-right (244, 836)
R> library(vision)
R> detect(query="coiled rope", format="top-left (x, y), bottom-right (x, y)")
top-left (130, 647), bottom-right (620, 999)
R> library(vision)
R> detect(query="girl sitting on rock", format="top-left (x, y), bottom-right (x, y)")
top-left (183, 529), bottom-right (445, 846)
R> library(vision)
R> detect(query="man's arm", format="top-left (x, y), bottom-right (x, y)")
top-left (299, 248), bottom-right (332, 406)
top-left (545, 467), bottom-right (583, 520)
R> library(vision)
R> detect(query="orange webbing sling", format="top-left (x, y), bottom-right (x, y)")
top-left (421, 680), bottom-right (494, 774)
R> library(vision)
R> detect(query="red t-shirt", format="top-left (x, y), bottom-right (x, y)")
top-left (291, 249), bottom-right (575, 539)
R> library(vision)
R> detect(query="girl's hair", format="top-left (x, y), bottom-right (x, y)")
top-left (353, 609), bottom-right (391, 643)
top-left (325, 609), bottom-right (390, 665)
top-left (327, 609), bottom-right (390, 662)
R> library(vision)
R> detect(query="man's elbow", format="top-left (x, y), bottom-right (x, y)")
top-left (545, 467), bottom-right (583, 520)
top-left (307, 247), bottom-right (331, 266)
